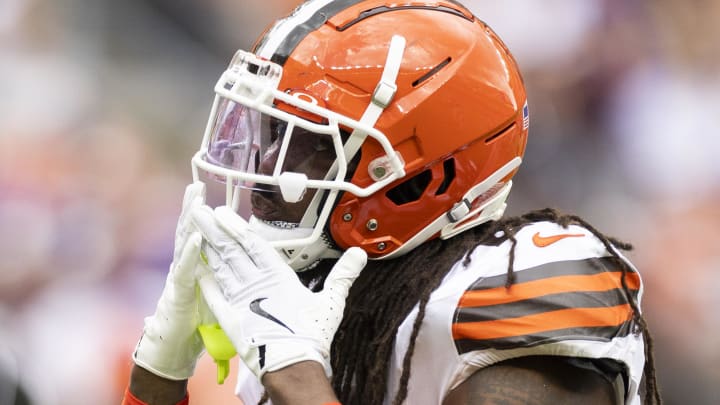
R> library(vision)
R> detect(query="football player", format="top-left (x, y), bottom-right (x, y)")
top-left (125, 1), bottom-right (661, 404)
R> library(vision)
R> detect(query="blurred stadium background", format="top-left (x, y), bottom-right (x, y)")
top-left (1, 0), bottom-right (718, 404)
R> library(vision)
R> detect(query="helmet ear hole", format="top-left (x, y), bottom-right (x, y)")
top-left (385, 157), bottom-right (456, 206)
top-left (386, 169), bottom-right (432, 206)
top-left (434, 158), bottom-right (455, 195)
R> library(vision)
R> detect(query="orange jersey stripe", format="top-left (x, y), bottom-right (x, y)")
top-left (458, 271), bottom-right (640, 308)
top-left (452, 303), bottom-right (634, 341)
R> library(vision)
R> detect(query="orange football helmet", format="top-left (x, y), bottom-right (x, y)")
top-left (192, 0), bottom-right (529, 270)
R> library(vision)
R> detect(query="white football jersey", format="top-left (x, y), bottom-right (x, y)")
top-left (234, 221), bottom-right (646, 404)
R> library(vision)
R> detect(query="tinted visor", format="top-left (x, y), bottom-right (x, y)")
top-left (205, 97), bottom-right (338, 192)
top-left (206, 98), bottom-right (266, 179)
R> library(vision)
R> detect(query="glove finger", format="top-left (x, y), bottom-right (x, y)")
top-left (173, 199), bottom-right (203, 262)
top-left (181, 182), bottom-right (207, 214)
top-left (196, 282), bottom-right (218, 326)
top-left (196, 265), bottom-right (242, 342)
top-left (192, 205), bottom-right (261, 281)
top-left (215, 206), bottom-right (287, 271)
top-left (213, 205), bottom-right (250, 236)
top-left (178, 195), bottom-right (204, 227)
top-left (178, 183), bottom-right (206, 232)
top-left (173, 183), bottom-right (206, 259)
top-left (322, 247), bottom-right (367, 303)
top-left (201, 244), bottom-right (250, 302)
top-left (191, 205), bottom-right (239, 254)
top-left (172, 232), bottom-right (202, 288)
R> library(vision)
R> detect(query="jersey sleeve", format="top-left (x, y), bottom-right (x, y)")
top-left (436, 222), bottom-right (646, 404)
top-left (451, 222), bottom-right (642, 355)
top-left (443, 222), bottom-right (647, 404)
top-left (452, 255), bottom-right (640, 353)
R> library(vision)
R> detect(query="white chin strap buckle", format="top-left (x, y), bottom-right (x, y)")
top-left (372, 80), bottom-right (397, 108)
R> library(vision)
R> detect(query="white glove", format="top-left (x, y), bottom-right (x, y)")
top-left (133, 182), bottom-right (208, 380)
top-left (191, 205), bottom-right (367, 379)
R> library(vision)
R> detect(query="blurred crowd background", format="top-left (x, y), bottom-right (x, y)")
top-left (1, 0), bottom-right (718, 404)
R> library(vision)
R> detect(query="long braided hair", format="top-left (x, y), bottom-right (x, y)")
top-left (322, 207), bottom-right (662, 405)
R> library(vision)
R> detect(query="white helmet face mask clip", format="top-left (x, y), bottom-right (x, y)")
top-left (191, 50), bottom-right (406, 270)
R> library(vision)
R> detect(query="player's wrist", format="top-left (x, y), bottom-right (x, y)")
top-left (262, 361), bottom-right (338, 405)
top-left (131, 354), bottom-right (197, 382)
top-left (126, 364), bottom-right (189, 405)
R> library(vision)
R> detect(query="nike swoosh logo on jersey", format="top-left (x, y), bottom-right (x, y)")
top-left (249, 298), bottom-right (295, 334)
top-left (532, 232), bottom-right (585, 247)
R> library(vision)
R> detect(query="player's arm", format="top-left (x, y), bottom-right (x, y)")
top-left (126, 365), bottom-right (188, 405)
top-left (442, 356), bottom-right (617, 405)
top-left (262, 361), bottom-right (339, 405)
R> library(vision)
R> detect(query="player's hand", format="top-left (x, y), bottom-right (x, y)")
top-left (132, 182), bottom-right (208, 380)
top-left (191, 205), bottom-right (367, 380)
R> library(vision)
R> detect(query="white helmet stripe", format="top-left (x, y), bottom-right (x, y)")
top-left (254, 0), bottom-right (365, 64)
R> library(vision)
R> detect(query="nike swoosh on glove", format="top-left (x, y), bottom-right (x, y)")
top-left (133, 182), bottom-right (209, 380)
top-left (191, 205), bottom-right (367, 380)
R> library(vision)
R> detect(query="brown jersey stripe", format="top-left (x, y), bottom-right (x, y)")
top-left (452, 304), bottom-right (634, 341)
top-left (454, 288), bottom-right (636, 324)
top-left (465, 257), bottom-right (633, 292)
top-left (458, 271), bottom-right (641, 308)
top-left (454, 321), bottom-right (635, 353)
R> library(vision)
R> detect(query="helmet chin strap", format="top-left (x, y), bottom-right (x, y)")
top-left (279, 35), bottom-right (408, 271)
top-left (343, 34), bottom-right (407, 158)
top-left (247, 216), bottom-right (340, 271)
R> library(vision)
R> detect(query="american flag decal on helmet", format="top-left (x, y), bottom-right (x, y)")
top-left (452, 256), bottom-right (639, 354)
top-left (522, 101), bottom-right (529, 129)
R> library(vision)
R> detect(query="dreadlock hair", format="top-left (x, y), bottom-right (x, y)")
top-left (323, 207), bottom-right (661, 405)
